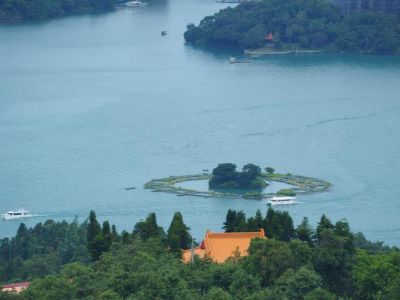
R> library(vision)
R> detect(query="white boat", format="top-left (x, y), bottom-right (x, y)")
top-left (125, 0), bottom-right (148, 7)
top-left (1, 209), bottom-right (33, 220)
top-left (267, 196), bottom-right (297, 206)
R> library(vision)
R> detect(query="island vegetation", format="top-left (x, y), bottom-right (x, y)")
top-left (1, 209), bottom-right (399, 299)
top-left (0, 0), bottom-right (116, 22)
top-left (209, 163), bottom-right (267, 190)
top-left (184, 0), bottom-right (400, 55)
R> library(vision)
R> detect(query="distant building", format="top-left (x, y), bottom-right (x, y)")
top-left (330, 0), bottom-right (400, 15)
top-left (1, 282), bottom-right (30, 294)
top-left (182, 229), bottom-right (266, 263)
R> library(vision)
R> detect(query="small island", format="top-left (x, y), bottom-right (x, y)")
top-left (209, 163), bottom-right (267, 190)
top-left (144, 163), bottom-right (332, 199)
top-left (184, 0), bottom-right (400, 55)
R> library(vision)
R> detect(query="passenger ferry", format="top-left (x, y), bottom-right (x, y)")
top-left (1, 209), bottom-right (33, 220)
top-left (267, 196), bottom-right (297, 206)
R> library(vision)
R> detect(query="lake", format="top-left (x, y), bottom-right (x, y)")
top-left (1, 0), bottom-right (400, 245)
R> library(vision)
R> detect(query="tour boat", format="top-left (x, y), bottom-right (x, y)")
top-left (229, 57), bottom-right (251, 64)
top-left (126, 1), bottom-right (148, 7)
top-left (1, 209), bottom-right (33, 220)
top-left (266, 196), bottom-right (297, 206)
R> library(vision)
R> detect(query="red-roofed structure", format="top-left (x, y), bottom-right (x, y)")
top-left (1, 282), bottom-right (30, 293)
top-left (265, 32), bottom-right (273, 41)
top-left (182, 229), bottom-right (266, 263)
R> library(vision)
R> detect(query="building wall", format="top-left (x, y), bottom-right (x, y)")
top-left (1, 286), bottom-right (27, 293)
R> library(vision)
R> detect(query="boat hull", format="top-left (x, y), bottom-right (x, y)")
top-left (267, 201), bottom-right (297, 206)
top-left (1, 215), bottom-right (33, 220)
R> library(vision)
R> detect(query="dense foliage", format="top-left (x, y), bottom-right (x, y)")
top-left (0, 218), bottom-right (90, 283)
top-left (209, 163), bottom-right (267, 190)
top-left (1, 209), bottom-right (399, 300)
top-left (184, 0), bottom-right (400, 55)
top-left (0, 0), bottom-right (115, 21)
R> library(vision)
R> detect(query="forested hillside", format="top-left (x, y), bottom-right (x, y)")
top-left (184, 0), bottom-right (400, 55)
top-left (0, 218), bottom-right (90, 283)
top-left (1, 209), bottom-right (399, 299)
top-left (0, 0), bottom-right (115, 21)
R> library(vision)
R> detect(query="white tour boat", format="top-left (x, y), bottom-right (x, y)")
top-left (1, 209), bottom-right (33, 220)
top-left (125, 1), bottom-right (148, 7)
top-left (267, 196), bottom-right (297, 206)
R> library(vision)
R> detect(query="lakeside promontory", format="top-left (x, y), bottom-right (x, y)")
top-left (184, 0), bottom-right (400, 55)
top-left (0, 0), bottom-right (116, 22)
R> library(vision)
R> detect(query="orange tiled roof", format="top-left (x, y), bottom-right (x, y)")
top-left (182, 229), bottom-right (266, 263)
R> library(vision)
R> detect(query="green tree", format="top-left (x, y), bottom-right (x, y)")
top-left (87, 211), bottom-right (101, 244)
top-left (245, 238), bottom-right (294, 286)
top-left (304, 288), bottom-right (336, 300)
top-left (212, 163), bottom-right (237, 178)
top-left (296, 217), bottom-right (315, 246)
top-left (133, 213), bottom-right (166, 241)
top-left (352, 249), bottom-right (400, 300)
top-left (263, 208), bottom-right (295, 241)
top-left (15, 223), bottom-right (29, 260)
top-left (111, 224), bottom-right (119, 242)
top-left (315, 214), bottom-right (333, 239)
top-left (205, 287), bottom-right (232, 300)
top-left (87, 211), bottom-right (102, 260)
top-left (223, 209), bottom-right (237, 232)
top-left (274, 267), bottom-right (322, 300)
top-left (264, 167), bottom-right (275, 174)
top-left (167, 212), bottom-right (192, 256)
top-left (313, 224), bottom-right (355, 296)
top-left (254, 210), bottom-right (263, 229)
top-left (102, 221), bottom-right (112, 252)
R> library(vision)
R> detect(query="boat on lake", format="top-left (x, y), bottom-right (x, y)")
top-left (229, 57), bottom-right (251, 64)
top-left (266, 196), bottom-right (297, 206)
top-left (125, 1), bottom-right (148, 7)
top-left (1, 209), bottom-right (33, 220)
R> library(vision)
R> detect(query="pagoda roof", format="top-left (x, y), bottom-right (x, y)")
top-left (182, 229), bottom-right (265, 263)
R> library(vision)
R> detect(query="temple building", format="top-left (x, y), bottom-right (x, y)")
top-left (1, 282), bottom-right (30, 294)
top-left (182, 229), bottom-right (266, 263)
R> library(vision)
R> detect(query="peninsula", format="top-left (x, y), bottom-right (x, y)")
top-left (184, 0), bottom-right (400, 55)
top-left (0, 0), bottom-right (115, 22)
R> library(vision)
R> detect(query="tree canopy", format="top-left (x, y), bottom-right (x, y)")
top-left (0, 0), bottom-right (115, 21)
top-left (209, 163), bottom-right (267, 190)
top-left (1, 209), bottom-right (399, 300)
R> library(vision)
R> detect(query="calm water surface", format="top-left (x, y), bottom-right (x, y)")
top-left (1, 0), bottom-right (400, 245)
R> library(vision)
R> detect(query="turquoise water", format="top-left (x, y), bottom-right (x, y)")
top-left (1, 0), bottom-right (400, 245)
